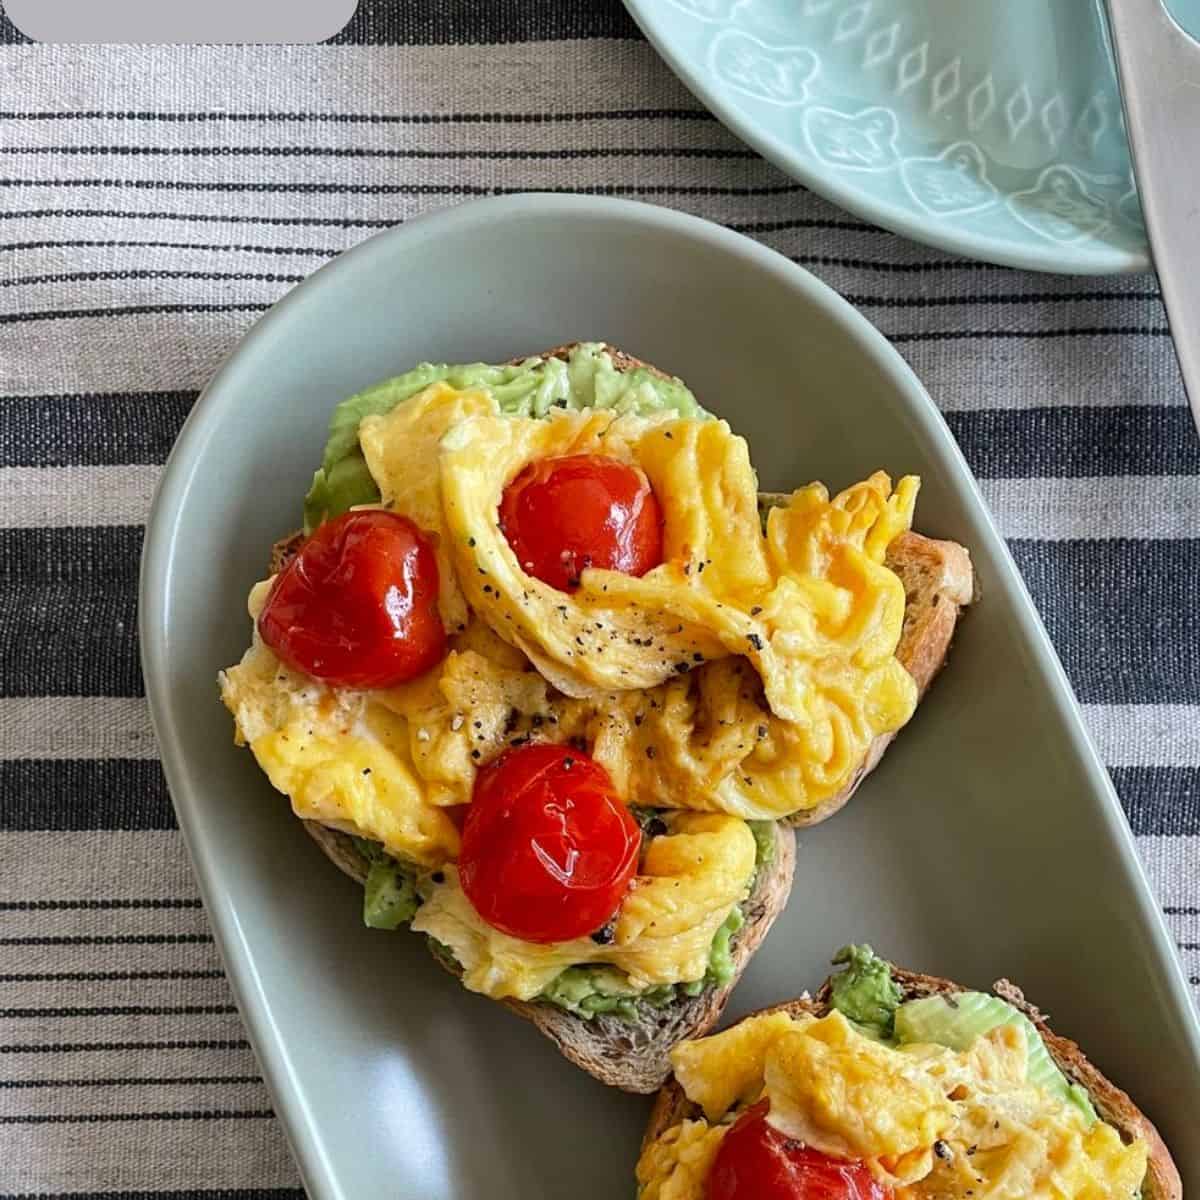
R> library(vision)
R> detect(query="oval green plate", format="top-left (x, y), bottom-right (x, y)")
top-left (140, 195), bottom-right (1200, 1198)
top-left (624, 0), bottom-right (1157, 273)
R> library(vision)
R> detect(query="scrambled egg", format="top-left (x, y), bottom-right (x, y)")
top-left (362, 384), bottom-right (916, 819)
top-left (221, 379), bottom-right (923, 990)
top-left (638, 1011), bottom-right (1148, 1200)
top-left (636, 1121), bottom-right (728, 1200)
top-left (219, 584), bottom-right (461, 867)
top-left (411, 813), bottom-right (756, 1000)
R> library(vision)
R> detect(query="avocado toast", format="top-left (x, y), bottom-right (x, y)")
top-left (223, 343), bottom-right (973, 1093)
top-left (641, 946), bottom-right (1180, 1199)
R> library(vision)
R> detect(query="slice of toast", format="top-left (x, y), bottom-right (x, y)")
top-left (266, 342), bottom-right (971, 1091)
top-left (305, 816), bottom-right (795, 1093)
top-left (643, 964), bottom-right (1181, 1200)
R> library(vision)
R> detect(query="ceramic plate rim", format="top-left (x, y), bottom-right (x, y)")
top-left (139, 194), bottom-right (1191, 1199)
top-left (622, 0), bottom-right (1151, 275)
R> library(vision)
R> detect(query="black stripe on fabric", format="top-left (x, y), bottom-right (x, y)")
top-left (1009, 539), bottom-right (1200, 705)
top-left (0, 206), bottom-right (397, 229)
top-left (0, 1005), bottom-right (235, 1018)
top-left (0, 1076), bottom-right (261, 1089)
top-left (0, 1040), bottom-right (250, 1053)
top-left (0, 1194), bottom-right (302, 1200)
top-left (1, 239), bottom-right (340, 257)
top-left (0, 391), bottom-right (194, 468)
top-left (5, 528), bottom-right (1194, 705)
top-left (0, 107), bottom-right (711, 125)
top-left (890, 327), bottom-right (1172, 342)
top-left (0, 179), bottom-right (809, 198)
top-left (0, 935), bottom-right (211, 947)
top-left (946, 406), bottom-right (1200, 480)
top-left (847, 290), bottom-right (1162, 309)
top-left (0, 527), bottom-right (143, 698)
top-left (0, 971), bottom-right (223, 983)
top-left (3, 145), bottom-right (756, 161)
top-left (2, 269), bottom-right (305, 288)
top-left (1166, 906), bottom-right (1200, 914)
top-left (792, 255), bottom-right (999, 274)
top-left (1113, 768), bottom-right (1200, 836)
top-left (327, 0), bottom-right (641, 43)
top-left (0, 898), bottom-right (201, 911)
top-left (0, 302), bottom-right (272, 325)
top-left (0, 1110), bottom-right (274, 1124)
top-left (1180, 942), bottom-right (1200, 950)
top-left (0, 763), bottom-right (172, 830)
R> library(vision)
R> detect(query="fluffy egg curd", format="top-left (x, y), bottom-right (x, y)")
top-left (220, 347), bottom-right (921, 1012)
top-left (638, 1008), bottom-right (1148, 1200)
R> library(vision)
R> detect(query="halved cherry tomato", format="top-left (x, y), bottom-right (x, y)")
top-left (257, 509), bottom-right (445, 690)
top-left (707, 1101), bottom-right (892, 1200)
top-left (499, 453), bottom-right (664, 591)
top-left (458, 744), bottom-right (640, 943)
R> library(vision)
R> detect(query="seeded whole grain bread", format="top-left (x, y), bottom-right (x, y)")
top-left (642, 963), bottom-right (1181, 1200)
top-left (304, 817), bottom-right (794, 1092)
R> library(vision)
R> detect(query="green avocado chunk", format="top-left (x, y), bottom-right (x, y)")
top-left (828, 943), bottom-right (904, 1039)
top-left (894, 991), bottom-right (1098, 1123)
top-left (353, 838), bottom-right (420, 930)
top-left (537, 905), bottom-right (746, 1021)
top-left (302, 342), bottom-right (704, 532)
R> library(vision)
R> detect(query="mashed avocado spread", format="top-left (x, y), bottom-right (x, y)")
top-left (828, 943), bottom-right (904, 1039)
top-left (353, 816), bottom-right (774, 1021)
top-left (303, 342), bottom-right (703, 532)
top-left (829, 945), bottom-right (1097, 1122)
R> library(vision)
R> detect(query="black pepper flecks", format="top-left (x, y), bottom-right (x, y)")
top-left (747, 633), bottom-right (764, 651)
top-left (645, 746), bottom-right (657, 759)
top-left (590, 923), bottom-right (616, 945)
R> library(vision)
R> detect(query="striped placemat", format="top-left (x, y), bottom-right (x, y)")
top-left (1, 2), bottom-right (1196, 1194)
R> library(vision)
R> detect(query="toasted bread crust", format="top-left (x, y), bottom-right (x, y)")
top-left (305, 818), bottom-right (795, 1094)
top-left (642, 966), bottom-right (1181, 1200)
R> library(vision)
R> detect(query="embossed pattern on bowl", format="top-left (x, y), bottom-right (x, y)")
top-left (625, 0), bottom-right (1152, 272)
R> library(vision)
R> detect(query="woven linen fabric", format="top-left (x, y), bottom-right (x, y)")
top-left (0, 1), bottom-right (1197, 1194)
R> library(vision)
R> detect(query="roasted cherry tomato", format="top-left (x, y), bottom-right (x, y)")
top-left (257, 509), bottom-right (445, 690)
top-left (499, 453), bottom-right (664, 591)
top-left (458, 744), bottom-right (641, 943)
top-left (707, 1102), bottom-right (892, 1200)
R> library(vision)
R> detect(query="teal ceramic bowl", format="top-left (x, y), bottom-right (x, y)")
top-left (623, 0), bottom-right (1158, 273)
top-left (141, 195), bottom-right (1199, 1199)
